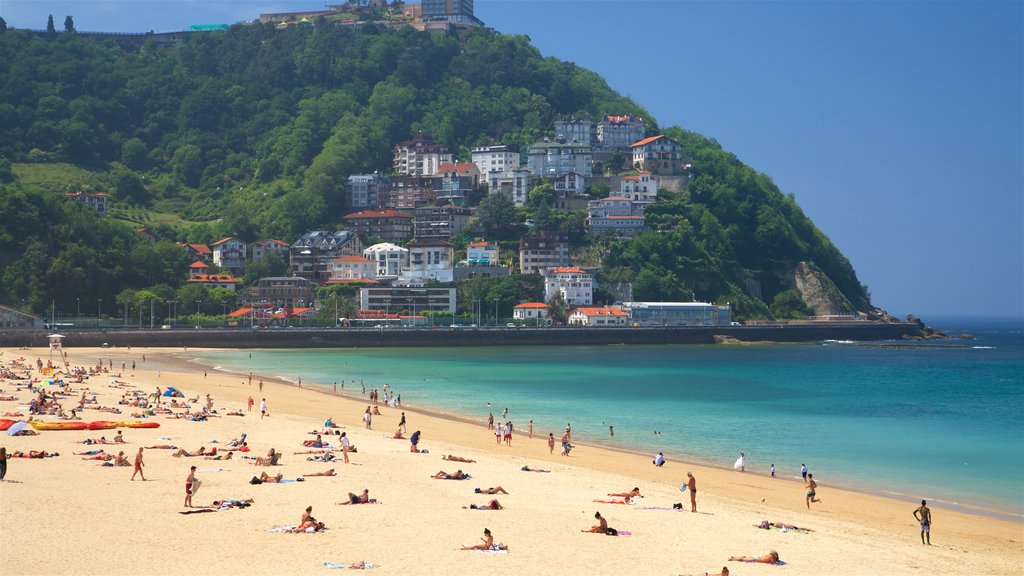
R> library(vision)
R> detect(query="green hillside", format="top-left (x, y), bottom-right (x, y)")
top-left (0, 22), bottom-right (872, 320)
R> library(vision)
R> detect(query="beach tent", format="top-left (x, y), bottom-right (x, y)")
top-left (163, 387), bottom-right (184, 397)
top-left (6, 421), bottom-right (28, 436)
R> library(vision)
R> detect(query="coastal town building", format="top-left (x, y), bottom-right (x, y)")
top-left (393, 133), bottom-right (453, 176)
top-left (455, 241), bottom-right (509, 280)
top-left (346, 173), bottom-right (390, 210)
top-left (210, 237), bottom-right (247, 272)
top-left (251, 238), bottom-right (289, 262)
top-left (527, 139), bottom-right (594, 177)
top-left (587, 196), bottom-right (647, 238)
top-left (619, 172), bottom-right (659, 203)
top-left (188, 261), bottom-right (209, 277)
top-left (0, 304), bottom-right (44, 329)
top-left (328, 255), bottom-right (377, 283)
top-left (421, 0), bottom-right (481, 25)
top-left (513, 302), bottom-right (549, 322)
top-left (487, 168), bottom-right (532, 206)
top-left (597, 115), bottom-right (646, 149)
top-left (629, 135), bottom-right (684, 174)
top-left (389, 175), bottom-right (436, 209)
top-left (433, 162), bottom-right (480, 204)
top-left (519, 231), bottom-right (569, 275)
top-left (242, 277), bottom-right (316, 309)
top-left (544, 267), bottom-right (593, 306)
top-left (179, 243), bottom-right (212, 262)
top-left (568, 306), bottom-right (630, 327)
top-left (64, 191), bottom-right (110, 215)
top-left (363, 242), bottom-right (410, 278)
top-left (359, 285), bottom-right (457, 315)
top-left (471, 144), bottom-right (520, 176)
top-left (187, 273), bottom-right (238, 291)
top-left (402, 239), bottom-right (455, 283)
top-left (342, 209), bottom-right (414, 243)
top-left (413, 205), bottom-right (472, 240)
top-left (554, 116), bottom-right (596, 145)
top-left (289, 230), bottom-right (364, 283)
top-left (618, 301), bottom-right (733, 326)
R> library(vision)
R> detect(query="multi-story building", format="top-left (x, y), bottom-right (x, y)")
top-left (544, 267), bottom-right (593, 306)
top-left (242, 276), bottom-right (316, 308)
top-left (552, 172), bottom-right (589, 211)
top-left (513, 302), bottom-right (549, 322)
top-left (618, 302), bottom-right (733, 326)
top-left (597, 115), bottom-right (646, 149)
top-left (587, 196), bottom-right (647, 238)
top-left (179, 243), bottom-right (212, 262)
top-left (568, 306), bottom-right (630, 327)
top-left (487, 168), bottom-right (532, 206)
top-left (433, 162), bottom-right (480, 204)
top-left (328, 255), bottom-right (377, 283)
top-left (187, 273), bottom-right (238, 291)
top-left (527, 139), bottom-right (593, 177)
top-left (629, 135), bottom-right (684, 174)
top-left (619, 172), bottom-right (659, 203)
top-left (251, 238), bottom-right (289, 262)
top-left (393, 133), bottom-right (453, 176)
top-left (466, 241), bottom-right (499, 265)
top-left (413, 205), bottom-right (472, 240)
top-left (346, 173), bottom-right (390, 210)
top-left (210, 237), bottom-right (247, 272)
top-left (403, 239), bottom-right (455, 283)
top-left (363, 242), bottom-right (410, 278)
top-left (64, 191), bottom-right (110, 215)
top-left (389, 175), bottom-right (436, 209)
top-left (519, 231), bottom-right (569, 275)
top-left (289, 230), bottom-right (364, 283)
top-left (421, 0), bottom-right (480, 24)
top-left (360, 285), bottom-right (457, 315)
top-left (471, 144), bottom-right (520, 176)
top-left (553, 116), bottom-right (596, 145)
top-left (342, 209), bottom-right (414, 243)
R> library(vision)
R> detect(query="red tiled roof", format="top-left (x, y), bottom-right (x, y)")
top-left (550, 267), bottom-right (588, 274)
top-left (514, 302), bottom-right (549, 309)
top-left (257, 238), bottom-right (290, 246)
top-left (188, 274), bottom-right (237, 284)
top-left (573, 307), bottom-right (629, 317)
top-left (184, 244), bottom-right (212, 255)
top-left (605, 115), bottom-right (634, 123)
top-left (434, 162), bottom-right (478, 176)
top-left (466, 241), bottom-right (493, 248)
top-left (334, 255), bottom-right (373, 263)
top-left (343, 209), bottom-right (413, 220)
top-left (210, 237), bottom-right (237, 247)
top-left (227, 307), bottom-right (253, 318)
top-left (629, 135), bottom-right (673, 148)
top-left (189, 261), bottom-right (209, 268)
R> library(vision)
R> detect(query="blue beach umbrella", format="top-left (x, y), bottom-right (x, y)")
top-left (7, 421), bottom-right (28, 436)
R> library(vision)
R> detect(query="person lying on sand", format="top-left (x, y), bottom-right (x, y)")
top-left (755, 520), bottom-right (813, 532)
top-left (608, 487), bottom-right (641, 499)
top-left (289, 505), bottom-right (325, 533)
top-left (172, 447), bottom-right (207, 457)
top-left (582, 511), bottom-right (609, 533)
top-left (303, 469), bottom-right (336, 477)
top-left (461, 528), bottom-right (495, 550)
top-left (679, 568), bottom-right (728, 576)
top-left (10, 450), bottom-right (57, 458)
top-left (432, 470), bottom-right (467, 480)
top-left (303, 435), bottom-right (324, 448)
top-left (467, 499), bottom-right (503, 510)
top-left (145, 444), bottom-right (178, 449)
top-left (101, 451), bottom-right (131, 467)
top-left (474, 486), bottom-right (508, 494)
top-left (340, 489), bottom-right (373, 505)
top-left (213, 498), bottom-right (253, 510)
top-left (81, 452), bottom-right (113, 461)
top-left (204, 452), bottom-right (233, 460)
top-left (443, 454), bottom-right (476, 463)
top-left (260, 471), bottom-right (284, 483)
top-left (521, 465), bottom-right (551, 472)
top-left (729, 551), bottom-right (780, 564)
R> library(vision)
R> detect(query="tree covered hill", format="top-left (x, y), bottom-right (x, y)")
top-left (0, 22), bottom-right (873, 320)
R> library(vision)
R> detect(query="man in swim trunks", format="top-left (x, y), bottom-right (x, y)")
top-left (913, 500), bottom-right (931, 545)
top-left (340, 489), bottom-right (370, 505)
top-left (805, 473), bottom-right (820, 509)
top-left (131, 447), bottom-right (145, 481)
top-left (686, 472), bottom-right (697, 512)
top-left (185, 466), bottom-right (196, 508)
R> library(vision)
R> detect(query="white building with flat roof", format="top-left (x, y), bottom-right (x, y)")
top-left (618, 302), bottom-right (732, 326)
top-left (544, 267), bottom-right (593, 306)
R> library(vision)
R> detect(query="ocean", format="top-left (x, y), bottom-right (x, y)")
top-left (191, 316), bottom-right (1024, 519)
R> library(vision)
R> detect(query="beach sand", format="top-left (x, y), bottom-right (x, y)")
top-left (0, 345), bottom-right (1020, 576)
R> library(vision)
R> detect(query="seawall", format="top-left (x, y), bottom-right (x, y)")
top-left (0, 322), bottom-right (921, 349)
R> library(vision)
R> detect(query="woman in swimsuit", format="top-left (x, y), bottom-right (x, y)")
top-left (729, 551), bottom-right (780, 564)
top-left (461, 528), bottom-right (494, 550)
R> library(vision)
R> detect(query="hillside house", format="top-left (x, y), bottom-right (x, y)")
top-left (629, 135), bottom-right (684, 174)
top-left (568, 306), bottom-right (629, 327)
top-left (64, 191), bottom-right (110, 215)
top-left (544, 267), bottom-right (593, 306)
top-left (211, 237), bottom-right (247, 272)
top-left (251, 238), bottom-right (289, 262)
top-left (363, 242), bottom-right (411, 278)
top-left (289, 230), bottom-right (364, 283)
top-left (342, 209), bottom-right (414, 243)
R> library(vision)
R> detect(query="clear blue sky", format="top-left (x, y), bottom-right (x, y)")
top-left (3, 1), bottom-right (1021, 319)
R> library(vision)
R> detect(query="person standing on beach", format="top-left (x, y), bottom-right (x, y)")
top-left (131, 447), bottom-right (145, 481)
top-left (805, 473), bottom-right (820, 508)
top-left (735, 452), bottom-right (746, 472)
top-left (0, 447), bottom-right (8, 481)
top-left (770, 464), bottom-right (776, 478)
top-left (249, 372), bottom-right (252, 386)
top-left (259, 380), bottom-right (263, 392)
top-left (399, 412), bottom-right (407, 434)
top-left (686, 472), bottom-right (697, 512)
top-left (185, 466), bottom-right (196, 508)
top-left (801, 463), bottom-right (808, 480)
top-left (364, 407), bottom-right (372, 429)
top-left (247, 396), bottom-right (253, 412)
top-left (913, 500), bottom-right (931, 545)
top-left (487, 412), bottom-right (494, 429)
top-left (494, 422), bottom-right (502, 445)
top-left (548, 433), bottom-right (555, 454)
top-left (260, 398), bottom-right (267, 419)
top-left (341, 432), bottom-right (351, 464)
top-left (528, 420), bottom-right (533, 439)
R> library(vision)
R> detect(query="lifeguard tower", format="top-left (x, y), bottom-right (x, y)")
top-left (48, 333), bottom-right (69, 373)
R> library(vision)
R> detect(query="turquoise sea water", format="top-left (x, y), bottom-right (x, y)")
top-left (192, 317), bottom-right (1024, 518)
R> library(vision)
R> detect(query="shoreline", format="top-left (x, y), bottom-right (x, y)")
top-left (3, 345), bottom-right (1021, 576)
top-left (186, 348), bottom-right (1024, 524)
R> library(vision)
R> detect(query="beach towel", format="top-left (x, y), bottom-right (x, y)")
top-left (323, 561), bottom-right (374, 569)
top-left (593, 499), bottom-right (631, 505)
top-left (268, 525), bottom-right (297, 532)
top-left (197, 468), bottom-right (224, 473)
top-left (466, 544), bottom-right (509, 553)
top-left (637, 506), bottom-right (683, 511)
top-left (746, 560), bottom-right (787, 566)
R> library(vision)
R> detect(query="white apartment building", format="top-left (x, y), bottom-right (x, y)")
top-left (488, 168), bottom-right (532, 206)
top-left (619, 172), bottom-right (659, 203)
top-left (363, 242), bottom-right (410, 278)
top-left (466, 241), bottom-right (499, 265)
top-left (544, 267), bottom-right (593, 306)
top-left (393, 133), bottom-right (453, 176)
top-left (471, 144), bottom-right (520, 175)
top-left (402, 239), bottom-right (454, 283)
top-left (329, 255), bottom-right (377, 282)
top-left (211, 237), bottom-right (247, 271)
top-left (526, 140), bottom-right (594, 177)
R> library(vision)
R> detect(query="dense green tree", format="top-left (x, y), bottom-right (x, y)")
top-left (114, 170), bottom-right (150, 205)
top-left (471, 193), bottom-right (520, 240)
top-left (64, 16), bottom-right (75, 33)
top-left (0, 17), bottom-right (8, 32)
top-left (46, 15), bottom-right (56, 36)
top-left (771, 289), bottom-right (813, 319)
top-left (121, 138), bottom-right (148, 170)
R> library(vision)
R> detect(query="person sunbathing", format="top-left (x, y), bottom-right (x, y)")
top-left (340, 489), bottom-right (372, 505)
top-left (474, 486), bottom-right (508, 495)
top-left (172, 447), bottom-right (207, 457)
top-left (763, 521), bottom-right (813, 532)
top-left (221, 443), bottom-right (250, 452)
top-left (302, 435), bottom-right (324, 448)
top-left (108, 451), bottom-right (130, 466)
top-left (145, 444), bottom-right (178, 449)
top-left (76, 449), bottom-right (107, 456)
top-left (306, 453), bottom-right (336, 462)
top-left (227, 434), bottom-right (247, 447)
top-left (204, 452), bottom-right (233, 460)
top-left (392, 429), bottom-right (404, 439)
top-left (521, 465), bottom-right (551, 472)
top-left (608, 487), bottom-right (641, 499)
top-left (582, 511), bottom-right (609, 533)
top-left (81, 452), bottom-right (113, 461)
top-left (289, 505), bottom-right (325, 532)
top-left (679, 568), bottom-right (729, 576)
top-left (443, 454), bottom-right (476, 463)
top-left (461, 528), bottom-right (495, 550)
top-left (213, 498), bottom-right (254, 509)
top-left (303, 468), bottom-right (336, 477)
top-left (255, 448), bottom-right (280, 466)
top-left (729, 551), bottom-right (781, 564)
top-left (432, 469), bottom-right (467, 480)
top-left (11, 450), bottom-right (56, 458)
top-left (468, 499), bottom-right (503, 510)
top-left (260, 471), bottom-right (284, 483)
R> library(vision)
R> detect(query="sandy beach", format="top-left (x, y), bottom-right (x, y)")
top-left (0, 345), bottom-right (1020, 576)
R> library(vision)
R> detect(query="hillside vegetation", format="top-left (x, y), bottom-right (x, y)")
top-left (0, 23), bottom-right (872, 320)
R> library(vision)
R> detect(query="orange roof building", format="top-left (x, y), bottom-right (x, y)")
top-left (568, 306), bottom-right (630, 327)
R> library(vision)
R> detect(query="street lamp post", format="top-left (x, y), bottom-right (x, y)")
top-left (76, 298), bottom-right (80, 323)
top-left (166, 301), bottom-right (172, 326)
top-left (97, 298), bottom-right (102, 327)
top-left (493, 297), bottom-right (499, 327)
top-left (196, 300), bottom-right (202, 327)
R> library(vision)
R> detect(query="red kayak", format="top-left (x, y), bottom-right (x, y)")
top-left (87, 421), bottom-right (120, 430)
top-left (0, 419), bottom-right (15, 431)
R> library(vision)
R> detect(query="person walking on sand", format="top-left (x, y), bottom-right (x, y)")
top-left (686, 472), bottom-right (697, 512)
top-left (487, 412), bottom-right (493, 429)
top-left (364, 407), bottom-right (372, 429)
top-left (548, 433), bottom-right (555, 455)
top-left (259, 380), bottom-right (263, 392)
top-left (260, 398), bottom-right (268, 419)
top-left (494, 422), bottom-right (502, 445)
top-left (771, 464), bottom-right (776, 478)
top-left (399, 412), bottom-right (407, 434)
top-left (914, 500), bottom-right (931, 545)
top-left (341, 432), bottom-right (351, 464)
top-left (185, 466), bottom-right (197, 508)
top-left (528, 420), bottom-right (533, 439)
top-left (801, 463), bottom-right (808, 480)
top-left (805, 473), bottom-right (821, 508)
top-left (247, 396), bottom-right (253, 412)
top-left (735, 452), bottom-right (746, 472)
top-left (131, 447), bottom-right (145, 481)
